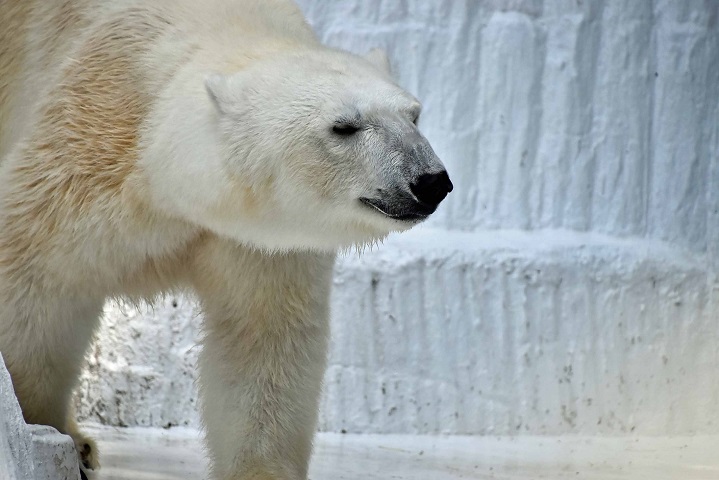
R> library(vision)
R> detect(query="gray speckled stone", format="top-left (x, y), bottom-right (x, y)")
top-left (0, 354), bottom-right (81, 480)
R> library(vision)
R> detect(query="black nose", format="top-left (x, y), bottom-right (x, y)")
top-left (410, 171), bottom-right (453, 206)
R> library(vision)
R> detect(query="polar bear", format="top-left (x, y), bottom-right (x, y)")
top-left (0, 0), bottom-right (452, 478)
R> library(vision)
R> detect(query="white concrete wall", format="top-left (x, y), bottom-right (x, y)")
top-left (299, 0), bottom-right (719, 258)
top-left (1, 355), bottom-right (81, 480)
top-left (75, 0), bottom-right (719, 435)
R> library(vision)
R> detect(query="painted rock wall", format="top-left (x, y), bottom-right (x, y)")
top-left (76, 0), bottom-right (719, 435)
top-left (1, 354), bottom-right (81, 480)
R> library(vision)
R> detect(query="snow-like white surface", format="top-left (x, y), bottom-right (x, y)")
top-left (1, 354), bottom-right (81, 480)
top-left (298, 0), bottom-right (719, 260)
top-left (76, 228), bottom-right (718, 435)
top-left (74, 0), bottom-right (719, 436)
top-left (84, 424), bottom-right (719, 480)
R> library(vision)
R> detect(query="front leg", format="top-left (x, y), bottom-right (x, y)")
top-left (191, 237), bottom-right (335, 480)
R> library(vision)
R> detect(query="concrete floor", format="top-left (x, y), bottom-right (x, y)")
top-left (82, 425), bottom-right (719, 480)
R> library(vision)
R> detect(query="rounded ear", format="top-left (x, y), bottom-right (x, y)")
top-left (364, 48), bottom-right (392, 75)
top-left (205, 73), bottom-right (242, 114)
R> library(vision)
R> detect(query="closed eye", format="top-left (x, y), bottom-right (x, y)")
top-left (332, 124), bottom-right (360, 136)
top-left (408, 104), bottom-right (422, 125)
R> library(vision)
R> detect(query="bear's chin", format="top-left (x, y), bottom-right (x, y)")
top-left (212, 224), bottom-right (395, 254)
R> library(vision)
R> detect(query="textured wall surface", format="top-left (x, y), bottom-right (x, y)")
top-left (298, 0), bottom-right (719, 258)
top-left (1, 355), bottom-right (81, 480)
top-left (76, 0), bottom-right (719, 435)
top-left (76, 229), bottom-right (719, 435)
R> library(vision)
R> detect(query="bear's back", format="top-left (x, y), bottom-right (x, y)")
top-left (0, 0), bottom-right (92, 159)
top-left (0, 0), bottom-right (317, 161)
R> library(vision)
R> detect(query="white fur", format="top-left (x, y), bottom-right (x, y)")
top-left (142, 47), bottom-right (424, 251)
top-left (0, 1), bottom-right (445, 479)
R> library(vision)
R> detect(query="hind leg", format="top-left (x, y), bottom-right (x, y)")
top-left (0, 288), bottom-right (104, 470)
top-left (67, 414), bottom-right (100, 470)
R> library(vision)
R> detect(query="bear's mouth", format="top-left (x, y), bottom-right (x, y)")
top-left (359, 197), bottom-right (432, 222)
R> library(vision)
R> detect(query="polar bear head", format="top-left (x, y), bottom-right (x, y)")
top-left (148, 48), bottom-right (452, 252)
